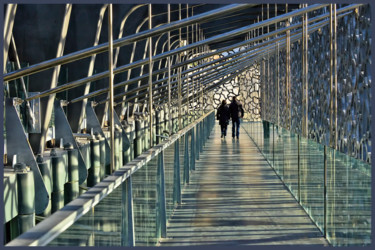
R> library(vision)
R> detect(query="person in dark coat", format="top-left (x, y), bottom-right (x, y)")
top-left (216, 100), bottom-right (230, 138)
top-left (229, 96), bottom-right (244, 139)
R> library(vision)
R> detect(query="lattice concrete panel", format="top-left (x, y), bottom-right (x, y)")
top-left (336, 6), bottom-right (371, 162)
top-left (263, 51), bottom-right (278, 124)
top-left (278, 48), bottom-right (288, 128)
top-left (308, 23), bottom-right (331, 146)
top-left (205, 62), bottom-right (261, 121)
top-left (260, 5), bottom-right (371, 163)
top-left (290, 39), bottom-right (303, 135)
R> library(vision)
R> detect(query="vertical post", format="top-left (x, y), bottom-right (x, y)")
top-left (190, 127), bottom-right (195, 171)
top-left (253, 20), bottom-right (256, 43)
top-left (329, 4), bottom-right (334, 147)
top-left (331, 6), bottom-right (337, 235)
top-left (330, 4), bottom-right (338, 148)
top-left (157, 151), bottom-right (167, 238)
top-left (272, 124), bottom-right (275, 165)
top-left (167, 5), bottom-right (172, 134)
top-left (148, 4), bottom-right (153, 147)
top-left (186, 4), bottom-right (190, 113)
top-left (286, 4), bottom-right (291, 130)
top-left (277, 43), bottom-right (280, 126)
top-left (333, 4), bottom-right (337, 148)
top-left (122, 176), bottom-right (135, 246)
top-left (195, 23), bottom-right (199, 54)
top-left (177, 4), bottom-right (182, 130)
top-left (261, 60), bottom-right (266, 120)
top-left (302, 3), bottom-right (308, 137)
top-left (275, 5), bottom-right (279, 126)
top-left (191, 7), bottom-right (194, 54)
top-left (257, 16), bottom-right (259, 41)
top-left (267, 43), bottom-right (270, 122)
top-left (196, 125), bottom-right (200, 160)
top-left (297, 134), bottom-right (301, 202)
top-left (267, 4), bottom-right (269, 34)
top-left (323, 145), bottom-right (327, 238)
top-left (275, 4), bottom-right (277, 32)
top-left (108, 4), bottom-right (115, 173)
top-left (261, 4), bottom-right (263, 35)
top-left (184, 132), bottom-right (190, 184)
top-left (173, 139), bottom-right (181, 204)
top-left (200, 121), bottom-right (204, 152)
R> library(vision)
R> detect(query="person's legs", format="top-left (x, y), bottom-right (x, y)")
top-left (232, 120), bottom-right (235, 138)
top-left (223, 124), bottom-right (227, 137)
top-left (220, 124), bottom-right (225, 138)
top-left (236, 119), bottom-right (240, 139)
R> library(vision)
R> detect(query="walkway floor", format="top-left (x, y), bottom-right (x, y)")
top-left (159, 124), bottom-right (328, 246)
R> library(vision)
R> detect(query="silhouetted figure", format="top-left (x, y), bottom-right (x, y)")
top-left (217, 100), bottom-right (230, 138)
top-left (229, 96), bottom-right (244, 139)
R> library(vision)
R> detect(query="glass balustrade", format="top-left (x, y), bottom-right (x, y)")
top-left (242, 121), bottom-right (371, 246)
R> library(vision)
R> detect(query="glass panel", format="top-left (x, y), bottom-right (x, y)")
top-left (243, 121), bottom-right (372, 246)
top-left (262, 122), bottom-right (272, 162)
top-left (179, 135), bottom-right (185, 188)
top-left (188, 132), bottom-right (192, 171)
top-left (326, 148), bottom-right (371, 246)
top-left (132, 158), bottom-right (158, 246)
top-left (49, 185), bottom-right (123, 246)
top-left (273, 126), bottom-right (284, 176)
top-left (299, 137), bottom-right (324, 232)
top-left (164, 142), bottom-right (175, 220)
top-left (282, 131), bottom-right (299, 199)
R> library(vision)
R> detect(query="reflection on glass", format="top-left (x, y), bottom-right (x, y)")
top-left (180, 135), bottom-right (185, 188)
top-left (132, 159), bottom-right (158, 246)
top-left (299, 137), bottom-right (324, 232)
top-left (242, 121), bottom-right (371, 246)
top-left (164, 142), bottom-right (176, 220)
top-left (326, 149), bottom-right (371, 246)
top-left (48, 186), bottom-right (123, 246)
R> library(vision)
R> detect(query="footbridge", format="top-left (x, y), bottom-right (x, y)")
top-left (3, 3), bottom-right (371, 247)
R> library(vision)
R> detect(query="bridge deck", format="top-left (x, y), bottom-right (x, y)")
top-left (159, 124), bottom-right (328, 246)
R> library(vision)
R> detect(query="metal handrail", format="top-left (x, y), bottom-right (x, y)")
top-left (132, 6), bottom-right (357, 107)
top-left (6, 109), bottom-right (215, 246)
top-left (78, 45), bottom-right (257, 104)
top-left (98, 8), bottom-right (355, 107)
top-left (105, 52), bottom-right (256, 106)
top-left (4, 4), bottom-right (253, 82)
top-left (21, 4), bottom-right (337, 103)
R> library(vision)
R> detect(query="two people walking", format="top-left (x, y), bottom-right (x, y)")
top-left (216, 96), bottom-right (244, 139)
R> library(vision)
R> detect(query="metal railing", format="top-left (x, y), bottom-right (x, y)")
top-left (6, 110), bottom-right (216, 246)
top-left (242, 121), bottom-right (371, 246)
top-left (4, 3), bottom-right (365, 246)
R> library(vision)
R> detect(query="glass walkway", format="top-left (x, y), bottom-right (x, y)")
top-left (160, 124), bottom-right (327, 246)
top-left (3, 3), bottom-right (371, 248)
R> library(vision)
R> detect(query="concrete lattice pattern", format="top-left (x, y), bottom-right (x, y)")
top-left (205, 59), bottom-right (261, 121)
top-left (260, 6), bottom-right (371, 163)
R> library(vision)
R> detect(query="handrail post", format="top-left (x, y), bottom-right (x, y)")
top-left (200, 121), bottom-right (204, 153)
top-left (323, 145), bottom-right (327, 238)
top-left (122, 176), bottom-right (135, 246)
top-left (173, 138), bottom-right (181, 204)
top-left (148, 4), bottom-right (154, 147)
top-left (157, 150), bottom-right (167, 238)
top-left (184, 133), bottom-right (190, 184)
top-left (167, 4), bottom-right (172, 135)
top-left (297, 134), bottom-right (301, 202)
top-left (190, 127), bottom-right (195, 171)
top-left (302, 3), bottom-right (309, 136)
top-left (196, 125), bottom-right (200, 160)
top-left (108, 3), bottom-right (115, 173)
